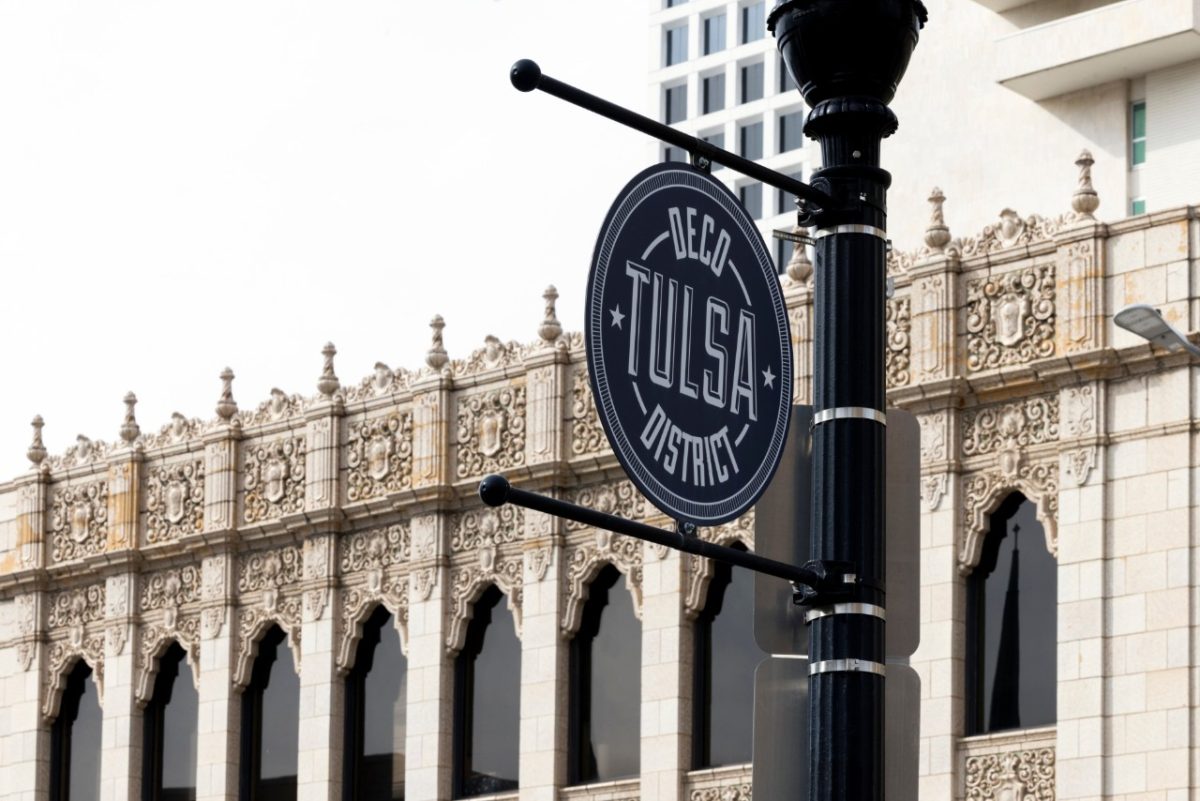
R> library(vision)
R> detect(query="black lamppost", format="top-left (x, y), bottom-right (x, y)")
top-left (768, 3), bottom-right (926, 801)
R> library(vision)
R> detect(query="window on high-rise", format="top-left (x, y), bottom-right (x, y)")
top-left (665, 23), bottom-right (688, 66)
top-left (779, 110), bottom-right (804, 153)
top-left (741, 2), bottom-right (765, 44)
top-left (778, 55), bottom-right (792, 93)
top-left (703, 13), bottom-right (726, 55)
top-left (776, 239), bottom-right (795, 274)
top-left (569, 566), bottom-right (641, 785)
top-left (51, 661), bottom-right (102, 801)
top-left (701, 130), bottom-right (725, 171)
top-left (241, 626), bottom-right (300, 801)
top-left (666, 0), bottom-right (687, 6)
top-left (777, 169), bottom-right (803, 214)
top-left (143, 643), bottom-right (198, 801)
top-left (702, 73), bottom-right (725, 115)
top-left (965, 493), bottom-right (1056, 735)
top-left (345, 606), bottom-right (407, 801)
top-left (1131, 101), bottom-right (1146, 166)
top-left (739, 183), bottom-right (763, 219)
top-left (454, 586), bottom-right (521, 798)
top-left (740, 61), bottom-right (764, 104)
top-left (664, 146), bottom-right (687, 163)
top-left (665, 84), bottom-right (687, 124)
top-left (739, 121), bottom-right (763, 160)
top-left (693, 543), bottom-right (758, 768)
top-left (1131, 198), bottom-right (1146, 215)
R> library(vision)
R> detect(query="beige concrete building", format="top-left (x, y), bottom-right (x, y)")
top-left (0, 146), bottom-right (1198, 801)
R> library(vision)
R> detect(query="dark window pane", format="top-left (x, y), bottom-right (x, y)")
top-left (144, 643), bottom-right (198, 801)
top-left (703, 14), bottom-right (726, 55)
top-left (776, 239), bottom-right (794, 274)
top-left (1131, 198), bottom-right (1146, 215)
top-left (777, 170), bottom-right (803, 213)
top-left (346, 606), bottom-right (407, 801)
top-left (664, 146), bottom-right (687, 163)
top-left (779, 111), bottom-right (804, 152)
top-left (665, 85), bottom-right (687, 125)
top-left (703, 74), bottom-right (726, 115)
top-left (702, 131), bottom-right (725, 171)
top-left (52, 661), bottom-right (101, 801)
top-left (778, 56), bottom-right (792, 93)
top-left (667, 0), bottom-right (687, 7)
top-left (741, 2), bottom-right (765, 43)
top-left (739, 184), bottom-right (762, 219)
top-left (665, 24), bottom-right (688, 66)
top-left (455, 586), bottom-right (521, 798)
top-left (740, 62), bottom-right (764, 103)
top-left (966, 495), bottom-right (1057, 735)
top-left (694, 545), bottom-right (759, 768)
top-left (242, 626), bottom-right (299, 801)
top-left (739, 122), bottom-right (763, 160)
top-left (570, 566), bottom-right (641, 784)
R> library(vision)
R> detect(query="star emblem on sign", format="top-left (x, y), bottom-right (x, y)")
top-left (609, 306), bottom-right (625, 329)
top-left (763, 366), bottom-right (776, 389)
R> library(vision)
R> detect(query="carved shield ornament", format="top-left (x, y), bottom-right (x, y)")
top-left (264, 457), bottom-right (288, 503)
top-left (367, 436), bottom-right (390, 480)
top-left (70, 503), bottom-right (91, 542)
top-left (478, 410), bottom-right (506, 457)
top-left (165, 481), bottom-right (187, 524)
top-left (994, 294), bottom-right (1028, 347)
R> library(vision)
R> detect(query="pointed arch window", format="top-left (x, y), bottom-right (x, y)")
top-left (453, 585), bottom-right (521, 798)
top-left (344, 606), bottom-right (408, 801)
top-left (569, 565), bottom-right (641, 785)
top-left (240, 626), bottom-right (299, 801)
top-left (694, 542), bottom-right (758, 768)
top-left (966, 493), bottom-right (1057, 735)
top-left (143, 642), bottom-right (198, 801)
top-left (51, 660), bottom-right (102, 801)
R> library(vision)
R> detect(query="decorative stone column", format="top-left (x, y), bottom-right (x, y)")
top-left (1, 591), bottom-right (47, 801)
top-left (640, 531), bottom-right (687, 801)
top-left (518, 507), bottom-right (566, 801)
top-left (524, 286), bottom-right (569, 478)
top-left (99, 572), bottom-right (139, 801)
top-left (406, 512), bottom-right (452, 801)
top-left (910, 189), bottom-right (960, 387)
top-left (412, 317), bottom-right (452, 497)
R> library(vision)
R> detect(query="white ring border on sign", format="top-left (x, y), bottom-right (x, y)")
top-left (586, 164), bottom-right (793, 526)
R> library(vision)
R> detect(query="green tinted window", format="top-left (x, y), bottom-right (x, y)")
top-left (1131, 102), bottom-right (1146, 165)
top-left (1131, 198), bottom-right (1146, 215)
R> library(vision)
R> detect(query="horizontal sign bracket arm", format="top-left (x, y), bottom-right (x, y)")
top-left (479, 474), bottom-right (828, 589)
top-left (510, 58), bottom-right (835, 214)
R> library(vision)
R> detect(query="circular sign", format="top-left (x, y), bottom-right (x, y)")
top-left (587, 163), bottom-right (793, 526)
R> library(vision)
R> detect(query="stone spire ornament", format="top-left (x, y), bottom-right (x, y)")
top-left (27, 415), bottom-right (46, 468)
top-left (539, 285), bottom-right (563, 343)
top-left (1071, 149), bottom-right (1100, 219)
top-left (785, 228), bottom-right (813, 284)
top-left (924, 187), bottom-right (951, 252)
top-left (426, 315), bottom-right (449, 371)
top-left (317, 342), bottom-right (340, 397)
top-left (216, 367), bottom-right (238, 422)
top-left (120, 392), bottom-right (141, 444)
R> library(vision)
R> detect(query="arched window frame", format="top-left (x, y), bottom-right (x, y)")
top-left (50, 659), bottom-right (102, 801)
top-left (343, 603), bottom-right (409, 801)
top-left (239, 624), bottom-right (300, 801)
top-left (141, 641), bottom-right (199, 801)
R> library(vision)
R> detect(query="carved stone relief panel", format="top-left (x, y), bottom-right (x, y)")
top-left (239, 389), bottom-right (304, 427)
top-left (341, 524), bottom-right (411, 574)
top-left (337, 578), bottom-right (409, 673)
top-left (451, 506), bottom-right (522, 555)
top-left (233, 604), bottom-right (302, 688)
top-left (958, 209), bottom-right (1066, 257)
top-left (145, 459), bottom-right (205, 544)
top-left (915, 275), bottom-right (946, 381)
top-left (885, 296), bottom-right (911, 389)
top-left (50, 480), bottom-right (109, 563)
top-left (962, 396), bottom-right (1059, 459)
top-left (243, 436), bottom-right (306, 523)
top-left (965, 748), bottom-right (1055, 801)
top-left (232, 545), bottom-right (303, 684)
top-left (570, 367), bottom-right (606, 457)
top-left (1061, 385), bottom-right (1097, 440)
top-left (452, 336), bottom-right (523, 377)
top-left (561, 533), bottom-right (644, 635)
top-left (965, 263), bottom-right (1056, 372)
top-left (239, 545), bottom-right (303, 596)
top-left (140, 414), bottom-right (203, 450)
top-left (1061, 239), bottom-right (1099, 354)
top-left (46, 435), bottom-right (111, 472)
top-left (345, 412), bottom-right (414, 503)
top-left (960, 463), bottom-right (1058, 574)
top-left (456, 385), bottom-right (527, 479)
top-left (43, 582), bottom-right (107, 719)
top-left (564, 481), bottom-right (648, 531)
top-left (690, 782), bottom-right (752, 801)
top-left (919, 411), bottom-right (948, 463)
top-left (684, 510), bottom-right (755, 618)
top-left (447, 554), bottom-right (524, 653)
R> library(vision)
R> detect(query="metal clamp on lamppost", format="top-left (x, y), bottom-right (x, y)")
top-left (478, 474), bottom-right (854, 603)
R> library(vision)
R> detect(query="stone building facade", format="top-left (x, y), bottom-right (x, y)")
top-left (1, 155), bottom-right (1198, 801)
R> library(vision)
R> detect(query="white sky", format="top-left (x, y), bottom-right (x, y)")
top-left (0, 1), bottom-right (652, 480)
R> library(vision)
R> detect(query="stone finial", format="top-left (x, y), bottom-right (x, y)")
top-left (426, 315), bottom-right (448, 371)
top-left (216, 367), bottom-right (238, 421)
top-left (539, 285), bottom-right (563, 343)
top-left (924, 187), bottom-right (951, 252)
top-left (120, 392), bottom-right (141, 444)
top-left (27, 415), bottom-right (46, 467)
top-left (317, 342), bottom-right (340, 397)
top-left (785, 229), bottom-right (813, 284)
top-left (1071, 149), bottom-right (1099, 219)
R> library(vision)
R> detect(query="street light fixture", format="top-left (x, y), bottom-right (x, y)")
top-left (1114, 303), bottom-right (1200, 357)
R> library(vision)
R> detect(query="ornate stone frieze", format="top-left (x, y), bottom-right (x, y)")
top-left (919, 412), bottom-right (947, 462)
top-left (345, 412), bottom-right (414, 502)
top-left (233, 604), bottom-right (301, 688)
top-left (571, 368), bottom-right (606, 456)
top-left (690, 783), bottom-right (752, 801)
top-left (960, 463), bottom-right (1058, 574)
top-left (561, 532), bottom-right (644, 635)
top-left (50, 480), bottom-right (109, 563)
top-left (446, 553), bottom-right (524, 652)
top-left (43, 582), bottom-right (107, 719)
top-left (885, 296), bottom-right (911, 388)
top-left (451, 506), bottom-right (522, 553)
top-left (135, 621), bottom-right (201, 706)
top-left (242, 436), bottom-right (306, 523)
top-left (337, 578), bottom-right (409, 673)
top-left (965, 263), bottom-right (1056, 372)
top-left (341, 524), bottom-right (411, 573)
top-left (145, 459), bottom-right (205, 543)
top-left (452, 335), bottom-right (524, 377)
top-left (1061, 385), bottom-right (1096, 439)
top-left (239, 388), bottom-right (305, 426)
top-left (49, 584), bottom-right (105, 632)
top-left (962, 396), bottom-right (1059, 458)
top-left (456, 385), bottom-right (527, 479)
top-left (684, 511), bottom-right (755, 618)
top-left (44, 635), bottom-right (105, 720)
top-left (45, 434), bottom-right (111, 471)
top-left (140, 566), bottom-right (201, 612)
top-left (958, 209), bottom-right (1067, 257)
top-left (343, 362), bottom-right (412, 401)
top-left (239, 545), bottom-right (303, 594)
top-left (565, 481), bottom-right (647, 531)
top-left (140, 413), bottom-right (204, 450)
top-left (887, 247), bottom-right (918, 276)
top-left (965, 748), bottom-right (1055, 801)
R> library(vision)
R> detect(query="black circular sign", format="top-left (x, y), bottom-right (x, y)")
top-left (587, 163), bottom-right (793, 526)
